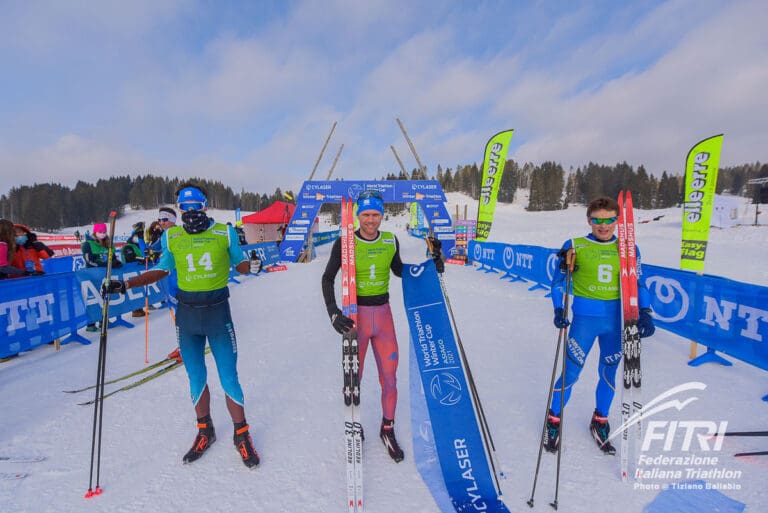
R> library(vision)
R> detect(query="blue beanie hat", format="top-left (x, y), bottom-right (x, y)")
top-left (357, 195), bottom-right (384, 215)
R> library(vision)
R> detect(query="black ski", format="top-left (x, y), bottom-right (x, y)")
top-left (734, 450), bottom-right (768, 457)
top-left (719, 430), bottom-right (768, 437)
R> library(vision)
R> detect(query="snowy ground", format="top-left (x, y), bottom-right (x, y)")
top-left (1, 193), bottom-right (766, 513)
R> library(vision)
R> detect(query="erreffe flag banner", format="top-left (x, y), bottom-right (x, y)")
top-left (680, 134), bottom-right (724, 271)
top-left (476, 130), bottom-right (514, 241)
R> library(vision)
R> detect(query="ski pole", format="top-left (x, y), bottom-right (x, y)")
top-left (551, 249), bottom-right (575, 511)
top-left (144, 257), bottom-right (149, 364)
top-left (85, 211), bottom-right (118, 498)
top-left (527, 248), bottom-right (574, 510)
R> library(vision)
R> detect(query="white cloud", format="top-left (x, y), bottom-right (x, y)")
top-left (2, 0), bottom-right (767, 199)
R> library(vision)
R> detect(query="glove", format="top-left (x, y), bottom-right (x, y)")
top-left (330, 307), bottom-right (355, 335)
top-left (101, 279), bottom-right (127, 296)
top-left (427, 237), bottom-right (445, 273)
top-left (638, 308), bottom-right (655, 337)
top-left (249, 253), bottom-right (263, 274)
top-left (553, 308), bottom-right (570, 329)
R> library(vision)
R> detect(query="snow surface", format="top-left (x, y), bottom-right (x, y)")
top-left (1, 193), bottom-right (766, 513)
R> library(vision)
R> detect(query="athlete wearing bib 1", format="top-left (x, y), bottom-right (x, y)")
top-left (321, 191), bottom-right (445, 463)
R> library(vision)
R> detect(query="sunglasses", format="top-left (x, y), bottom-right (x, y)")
top-left (590, 216), bottom-right (618, 225)
top-left (158, 217), bottom-right (172, 222)
top-left (357, 189), bottom-right (383, 201)
top-left (178, 201), bottom-right (205, 212)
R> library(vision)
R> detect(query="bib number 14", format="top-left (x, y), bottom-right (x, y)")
top-left (186, 252), bottom-right (213, 272)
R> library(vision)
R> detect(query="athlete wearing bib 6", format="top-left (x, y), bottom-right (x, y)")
top-left (544, 196), bottom-right (655, 455)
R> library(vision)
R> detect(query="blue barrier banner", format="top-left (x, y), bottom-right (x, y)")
top-left (1, 273), bottom-right (87, 358)
top-left (42, 255), bottom-right (86, 274)
top-left (312, 229), bottom-right (339, 247)
top-left (644, 264), bottom-right (768, 371)
top-left (469, 240), bottom-right (558, 288)
top-left (75, 263), bottom-right (165, 323)
top-left (240, 242), bottom-right (280, 267)
top-left (402, 260), bottom-right (509, 513)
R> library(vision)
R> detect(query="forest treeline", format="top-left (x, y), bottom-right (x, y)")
top-left (0, 176), bottom-right (294, 231)
top-left (2, 160), bottom-right (766, 231)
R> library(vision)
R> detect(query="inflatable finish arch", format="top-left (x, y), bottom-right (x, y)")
top-left (279, 180), bottom-right (456, 262)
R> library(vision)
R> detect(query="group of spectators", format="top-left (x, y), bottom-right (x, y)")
top-left (81, 206), bottom-right (178, 330)
top-left (0, 219), bottom-right (55, 280)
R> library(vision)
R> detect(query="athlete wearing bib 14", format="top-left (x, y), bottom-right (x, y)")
top-left (101, 182), bottom-right (263, 469)
top-left (544, 196), bottom-right (655, 456)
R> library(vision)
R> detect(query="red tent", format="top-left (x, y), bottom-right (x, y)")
top-left (241, 201), bottom-right (295, 224)
top-left (241, 201), bottom-right (296, 243)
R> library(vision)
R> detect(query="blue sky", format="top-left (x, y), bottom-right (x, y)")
top-left (1, 0), bottom-right (766, 197)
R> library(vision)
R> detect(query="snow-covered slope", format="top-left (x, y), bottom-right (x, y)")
top-left (2, 194), bottom-right (766, 513)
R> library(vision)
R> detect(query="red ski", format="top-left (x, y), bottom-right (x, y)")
top-left (340, 198), bottom-right (363, 512)
top-left (618, 190), bottom-right (643, 482)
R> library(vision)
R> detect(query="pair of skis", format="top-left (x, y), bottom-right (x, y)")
top-left (66, 350), bottom-right (202, 405)
top-left (617, 190), bottom-right (643, 482)
top-left (64, 354), bottom-right (182, 393)
top-left (0, 455), bottom-right (45, 480)
top-left (718, 430), bottom-right (768, 457)
top-left (341, 197), bottom-right (363, 512)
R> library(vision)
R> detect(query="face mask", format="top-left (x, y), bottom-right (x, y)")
top-left (181, 210), bottom-right (211, 234)
top-left (15, 235), bottom-right (28, 245)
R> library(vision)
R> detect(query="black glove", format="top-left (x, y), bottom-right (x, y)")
top-left (101, 279), bottom-right (127, 296)
top-left (553, 307), bottom-right (570, 329)
top-left (427, 237), bottom-right (445, 273)
top-left (330, 307), bottom-right (354, 335)
top-left (638, 308), bottom-right (655, 337)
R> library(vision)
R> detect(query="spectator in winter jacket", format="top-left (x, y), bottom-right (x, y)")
top-left (121, 222), bottom-right (146, 265)
top-left (81, 222), bottom-right (122, 269)
top-left (0, 219), bottom-right (26, 279)
top-left (121, 222), bottom-right (147, 318)
top-left (81, 222), bottom-right (121, 332)
top-left (12, 224), bottom-right (54, 274)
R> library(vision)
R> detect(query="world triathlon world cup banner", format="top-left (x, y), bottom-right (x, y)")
top-left (402, 260), bottom-right (509, 513)
top-left (283, 180), bottom-right (455, 262)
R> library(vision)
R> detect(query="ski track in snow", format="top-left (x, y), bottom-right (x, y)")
top-left (1, 194), bottom-right (767, 513)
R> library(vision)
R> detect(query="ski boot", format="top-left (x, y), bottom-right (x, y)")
top-left (380, 418), bottom-right (404, 463)
top-left (543, 411), bottom-right (561, 454)
top-left (590, 410), bottom-right (616, 455)
top-left (168, 347), bottom-right (183, 363)
top-left (183, 415), bottom-right (216, 464)
top-left (233, 422), bottom-right (260, 468)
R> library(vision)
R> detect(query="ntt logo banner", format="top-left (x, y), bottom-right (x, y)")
top-left (468, 240), bottom-right (557, 288)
